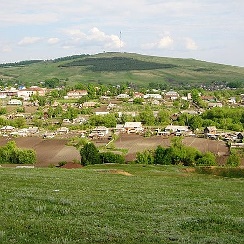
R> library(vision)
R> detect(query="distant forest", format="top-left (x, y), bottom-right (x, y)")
top-left (59, 57), bottom-right (177, 71)
top-left (0, 60), bottom-right (43, 68)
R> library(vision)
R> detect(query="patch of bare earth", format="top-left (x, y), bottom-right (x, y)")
top-left (97, 169), bottom-right (133, 176)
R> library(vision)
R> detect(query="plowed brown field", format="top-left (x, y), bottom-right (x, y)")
top-left (0, 134), bottom-right (231, 166)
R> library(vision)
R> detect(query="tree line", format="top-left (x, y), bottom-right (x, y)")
top-left (0, 141), bottom-right (36, 164)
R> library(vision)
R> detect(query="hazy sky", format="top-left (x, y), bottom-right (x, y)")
top-left (1, 0), bottom-right (244, 66)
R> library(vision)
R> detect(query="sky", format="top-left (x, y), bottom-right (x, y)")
top-left (0, 0), bottom-right (244, 66)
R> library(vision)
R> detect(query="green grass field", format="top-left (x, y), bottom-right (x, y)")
top-left (1, 164), bottom-right (243, 244)
top-left (1, 52), bottom-right (244, 87)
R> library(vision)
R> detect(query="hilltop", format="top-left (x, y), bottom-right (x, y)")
top-left (0, 52), bottom-right (244, 88)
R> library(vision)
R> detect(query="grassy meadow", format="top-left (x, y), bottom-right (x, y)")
top-left (1, 52), bottom-right (244, 87)
top-left (0, 164), bottom-right (244, 244)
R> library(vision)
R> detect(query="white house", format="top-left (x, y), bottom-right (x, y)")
top-left (57, 127), bottom-right (69, 134)
top-left (143, 94), bottom-right (162, 99)
top-left (7, 99), bottom-right (22, 106)
top-left (124, 122), bottom-right (143, 134)
top-left (89, 126), bottom-right (109, 138)
top-left (65, 90), bottom-right (88, 99)
top-left (164, 91), bottom-right (179, 100)
top-left (1, 125), bottom-right (15, 133)
top-left (116, 94), bottom-right (130, 99)
top-left (17, 86), bottom-right (47, 100)
top-left (164, 125), bottom-right (189, 134)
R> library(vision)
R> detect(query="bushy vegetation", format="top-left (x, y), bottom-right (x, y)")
top-left (80, 142), bottom-right (125, 166)
top-left (0, 141), bottom-right (36, 164)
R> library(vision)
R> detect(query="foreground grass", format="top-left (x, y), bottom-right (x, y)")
top-left (0, 164), bottom-right (244, 244)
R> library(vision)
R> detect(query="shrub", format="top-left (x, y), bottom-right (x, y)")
top-left (226, 150), bottom-right (240, 167)
top-left (100, 152), bottom-right (125, 164)
top-left (196, 152), bottom-right (217, 166)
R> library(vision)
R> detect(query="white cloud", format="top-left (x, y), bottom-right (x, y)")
top-left (62, 27), bottom-right (124, 49)
top-left (47, 38), bottom-right (60, 45)
top-left (18, 37), bottom-right (43, 46)
top-left (158, 36), bottom-right (174, 49)
top-left (184, 37), bottom-right (198, 50)
top-left (141, 34), bottom-right (174, 50)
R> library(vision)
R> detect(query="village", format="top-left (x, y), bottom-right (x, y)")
top-left (0, 85), bottom-right (243, 144)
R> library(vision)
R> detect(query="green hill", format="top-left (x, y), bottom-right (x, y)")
top-left (1, 52), bottom-right (244, 88)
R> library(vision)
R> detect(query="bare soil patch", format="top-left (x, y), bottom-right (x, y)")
top-left (97, 169), bottom-right (133, 176)
top-left (60, 162), bottom-right (83, 169)
top-left (114, 134), bottom-right (229, 164)
top-left (0, 137), bottom-right (80, 167)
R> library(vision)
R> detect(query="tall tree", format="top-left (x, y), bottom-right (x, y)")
top-left (80, 142), bottom-right (100, 166)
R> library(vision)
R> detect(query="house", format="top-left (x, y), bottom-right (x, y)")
top-left (63, 118), bottom-right (72, 124)
top-left (27, 127), bottom-right (39, 134)
top-left (107, 103), bottom-right (116, 110)
top-left (95, 111), bottom-right (109, 116)
top-left (10, 128), bottom-right (28, 137)
top-left (17, 86), bottom-right (47, 100)
top-left (2, 87), bottom-right (18, 97)
top-left (124, 122), bottom-right (143, 134)
top-left (164, 125), bottom-right (189, 135)
top-left (0, 93), bottom-right (7, 99)
top-left (114, 124), bottom-right (126, 134)
top-left (164, 91), bottom-right (179, 100)
top-left (73, 117), bottom-right (87, 124)
top-left (1, 125), bottom-right (15, 133)
top-left (57, 127), bottom-right (69, 134)
top-left (133, 92), bottom-right (144, 98)
top-left (236, 133), bottom-right (243, 141)
top-left (7, 99), bottom-right (22, 106)
top-left (116, 94), bottom-right (130, 99)
top-left (204, 126), bottom-right (217, 137)
top-left (117, 111), bottom-right (137, 118)
top-left (201, 95), bottom-right (216, 102)
top-left (155, 128), bottom-right (170, 136)
top-left (82, 101), bottom-right (97, 108)
top-left (227, 97), bottom-right (236, 104)
top-left (208, 102), bottom-right (223, 108)
top-left (65, 90), bottom-right (88, 99)
top-left (143, 94), bottom-right (162, 100)
top-left (89, 126), bottom-right (109, 138)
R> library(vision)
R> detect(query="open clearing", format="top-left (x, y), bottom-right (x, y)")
top-left (0, 164), bottom-right (243, 244)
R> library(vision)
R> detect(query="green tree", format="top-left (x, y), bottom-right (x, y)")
top-left (135, 150), bottom-right (154, 164)
top-left (80, 142), bottom-right (100, 166)
top-left (157, 109), bottom-right (171, 125)
top-left (196, 152), bottom-right (217, 166)
top-left (44, 77), bottom-right (60, 88)
top-left (0, 107), bottom-right (7, 115)
top-left (139, 109), bottom-right (155, 126)
top-left (100, 152), bottom-right (125, 164)
top-left (226, 150), bottom-right (240, 167)
top-left (17, 149), bottom-right (36, 164)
